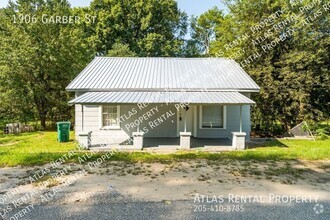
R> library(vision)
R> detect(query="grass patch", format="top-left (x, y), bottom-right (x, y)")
top-left (32, 174), bottom-right (61, 188)
top-left (0, 132), bottom-right (329, 167)
top-left (0, 132), bottom-right (77, 167)
top-left (264, 166), bottom-right (306, 177)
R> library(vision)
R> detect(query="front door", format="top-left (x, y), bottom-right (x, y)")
top-left (177, 105), bottom-right (193, 136)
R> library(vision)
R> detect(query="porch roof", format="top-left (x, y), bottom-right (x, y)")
top-left (69, 91), bottom-right (255, 105)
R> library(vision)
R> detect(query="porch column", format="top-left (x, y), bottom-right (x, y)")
top-left (81, 104), bottom-right (84, 131)
top-left (232, 105), bottom-right (246, 150)
top-left (133, 132), bottom-right (144, 150)
top-left (184, 106), bottom-right (187, 132)
top-left (239, 105), bottom-right (242, 132)
top-left (137, 107), bottom-right (140, 132)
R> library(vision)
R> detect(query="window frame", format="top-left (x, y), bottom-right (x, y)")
top-left (199, 105), bottom-right (226, 129)
top-left (99, 105), bottom-right (120, 129)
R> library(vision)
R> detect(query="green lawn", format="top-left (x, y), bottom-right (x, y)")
top-left (0, 132), bottom-right (77, 166)
top-left (0, 132), bottom-right (329, 167)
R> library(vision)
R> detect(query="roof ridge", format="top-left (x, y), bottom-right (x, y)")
top-left (95, 56), bottom-right (230, 60)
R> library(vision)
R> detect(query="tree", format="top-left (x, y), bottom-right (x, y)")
top-left (193, 0), bottom-right (329, 133)
top-left (218, 0), bottom-right (329, 130)
top-left (0, 0), bottom-right (93, 129)
top-left (182, 39), bottom-right (203, 57)
top-left (189, 7), bottom-right (223, 56)
top-left (87, 0), bottom-right (188, 56)
top-left (107, 42), bottom-right (137, 57)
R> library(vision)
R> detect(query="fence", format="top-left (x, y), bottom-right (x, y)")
top-left (3, 123), bottom-right (34, 134)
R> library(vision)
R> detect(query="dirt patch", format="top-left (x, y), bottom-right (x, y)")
top-left (0, 160), bottom-right (329, 206)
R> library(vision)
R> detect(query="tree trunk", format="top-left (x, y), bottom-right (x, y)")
top-left (40, 113), bottom-right (47, 131)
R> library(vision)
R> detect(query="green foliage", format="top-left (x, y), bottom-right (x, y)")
top-left (307, 120), bottom-right (330, 139)
top-left (107, 42), bottom-right (137, 57)
top-left (316, 129), bottom-right (328, 140)
top-left (191, 0), bottom-right (330, 133)
top-left (0, 0), bottom-right (93, 129)
top-left (87, 0), bottom-right (188, 56)
top-left (189, 7), bottom-right (223, 56)
top-left (0, 0), bottom-right (328, 134)
top-left (0, 0), bottom-right (189, 129)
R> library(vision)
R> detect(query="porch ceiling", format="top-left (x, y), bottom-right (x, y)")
top-left (69, 91), bottom-right (255, 105)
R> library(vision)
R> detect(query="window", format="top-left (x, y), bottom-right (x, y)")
top-left (200, 105), bottom-right (225, 129)
top-left (102, 105), bottom-right (120, 128)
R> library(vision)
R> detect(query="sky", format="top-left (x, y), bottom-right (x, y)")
top-left (0, 0), bottom-right (225, 16)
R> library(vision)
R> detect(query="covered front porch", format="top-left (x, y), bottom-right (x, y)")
top-left (70, 91), bottom-right (255, 151)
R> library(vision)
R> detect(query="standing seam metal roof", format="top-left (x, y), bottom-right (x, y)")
top-left (66, 57), bottom-right (260, 91)
top-left (68, 91), bottom-right (255, 105)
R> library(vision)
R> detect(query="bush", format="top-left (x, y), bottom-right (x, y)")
top-left (316, 128), bottom-right (329, 140)
top-left (303, 120), bottom-right (330, 140)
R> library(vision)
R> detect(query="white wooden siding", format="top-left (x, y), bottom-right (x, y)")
top-left (74, 93), bottom-right (252, 142)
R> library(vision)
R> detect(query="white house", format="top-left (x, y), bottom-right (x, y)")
top-left (67, 57), bottom-right (260, 150)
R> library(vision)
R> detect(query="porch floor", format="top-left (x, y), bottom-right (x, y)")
top-left (89, 137), bottom-right (234, 152)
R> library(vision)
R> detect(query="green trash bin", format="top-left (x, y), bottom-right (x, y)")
top-left (57, 122), bottom-right (71, 142)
